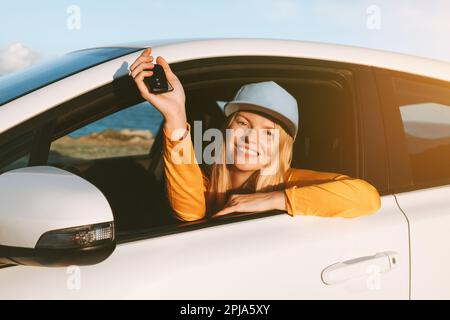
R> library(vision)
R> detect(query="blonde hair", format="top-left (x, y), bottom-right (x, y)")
top-left (206, 111), bottom-right (294, 214)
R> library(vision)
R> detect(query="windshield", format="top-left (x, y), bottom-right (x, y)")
top-left (0, 47), bottom-right (141, 106)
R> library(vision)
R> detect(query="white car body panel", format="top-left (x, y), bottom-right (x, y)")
top-left (1, 38), bottom-right (449, 299)
top-left (0, 196), bottom-right (409, 299)
top-left (394, 185), bottom-right (450, 299)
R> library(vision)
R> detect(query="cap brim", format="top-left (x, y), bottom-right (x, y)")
top-left (224, 101), bottom-right (297, 138)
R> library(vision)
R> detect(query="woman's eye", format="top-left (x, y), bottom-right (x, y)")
top-left (237, 120), bottom-right (248, 126)
top-left (265, 129), bottom-right (273, 136)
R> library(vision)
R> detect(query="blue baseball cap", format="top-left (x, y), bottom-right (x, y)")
top-left (216, 81), bottom-right (299, 138)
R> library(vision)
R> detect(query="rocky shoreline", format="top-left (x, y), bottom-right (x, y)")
top-left (50, 129), bottom-right (155, 161)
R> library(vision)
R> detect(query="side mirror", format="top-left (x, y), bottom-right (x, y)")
top-left (0, 166), bottom-right (115, 267)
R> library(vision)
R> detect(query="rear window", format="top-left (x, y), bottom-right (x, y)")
top-left (0, 47), bottom-right (141, 106)
top-left (393, 77), bottom-right (450, 187)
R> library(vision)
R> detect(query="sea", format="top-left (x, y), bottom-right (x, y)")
top-left (69, 102), bottom-right (164, 138)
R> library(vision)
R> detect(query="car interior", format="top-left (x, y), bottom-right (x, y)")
top-left (43, 56), bottom-right (357, 238)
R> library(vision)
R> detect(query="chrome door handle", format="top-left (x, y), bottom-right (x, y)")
top-left (321, 251), bottom-right (398, 285)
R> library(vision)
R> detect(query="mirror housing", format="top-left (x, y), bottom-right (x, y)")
top-left (0, 166), bottom-right (115, 267)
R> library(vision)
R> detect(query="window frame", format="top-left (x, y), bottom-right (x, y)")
top-left (118, 56), bottom-right (375, 244)
top-left (0, 116), bottom-right (57, 174)
top-left (0, 55), bottom-right (381, 245)
top-left (353, 67), bottom-right (389, 195)
top-left (374, 67), bottom-right (450, 193)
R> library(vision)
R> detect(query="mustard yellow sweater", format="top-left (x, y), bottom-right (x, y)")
top-left (163, 123), bottom-right (381, 222)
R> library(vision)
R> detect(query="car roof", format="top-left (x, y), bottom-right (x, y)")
top-left (0, 38), bottom-right (448, 135)
top-left (83, 37), bottom-right (450, 82)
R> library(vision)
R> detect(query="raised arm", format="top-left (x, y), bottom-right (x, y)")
top-left (162, 122), bottom-right (207, 221)
top-left (130, 47), bottom-right (206, 221)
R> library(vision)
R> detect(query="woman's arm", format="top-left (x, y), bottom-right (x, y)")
top-left (213, 169), bottom-right (381, 218)
top-left (283, 169), bottom-right (381, 218)
top-left (130, 48), bottom-right (206, 222)
top-left (162, 122), bottom-right (207, 221)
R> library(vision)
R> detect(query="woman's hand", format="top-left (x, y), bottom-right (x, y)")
top-left (130, 48), bottom-right (187, 138)
top-left (212, 191), bottom-right (287, 218)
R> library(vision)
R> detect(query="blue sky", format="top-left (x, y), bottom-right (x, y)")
top-left (0, 0), bottom-right (449, 75)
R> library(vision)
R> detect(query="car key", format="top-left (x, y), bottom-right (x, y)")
top-left (143, 64), bottom-right (174, 94)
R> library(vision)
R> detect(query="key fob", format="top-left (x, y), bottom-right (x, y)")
top-left (143, 64), bottom-right (174, 94)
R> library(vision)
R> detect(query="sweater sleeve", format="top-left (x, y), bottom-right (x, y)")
top-left (162, 122), bottom-right (207, 222)
top-left (283, 169), bottom-right (381, 218)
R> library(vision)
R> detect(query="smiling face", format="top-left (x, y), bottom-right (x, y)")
top-left (226, 111), bottom-right (279, 171)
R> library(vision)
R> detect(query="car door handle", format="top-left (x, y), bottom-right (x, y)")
top-left (321, 251), bottom-right (399, 285)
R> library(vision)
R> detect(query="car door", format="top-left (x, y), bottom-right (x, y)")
top-left (376, 69), bottom-right (450, 299)
top-left (0, 57), bottom-right (410, 299)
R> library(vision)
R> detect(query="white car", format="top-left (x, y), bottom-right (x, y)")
top-left (0, 38), bottom-right (449, 299)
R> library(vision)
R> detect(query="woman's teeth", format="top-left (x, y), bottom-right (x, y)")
top-left (237, 145), bottom-right (259, 156)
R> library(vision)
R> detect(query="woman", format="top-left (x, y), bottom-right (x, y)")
top-left (130, 48), bottom-right (381, 222)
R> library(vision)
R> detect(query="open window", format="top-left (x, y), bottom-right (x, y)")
top-left (177, 56), bottom-right (358, 178)
top-left (43, 77), bottom-right (176, 234)
top-left (48, 101), bottom-right (166, 231)
top-left (13, 56), bottom-right (360, 242)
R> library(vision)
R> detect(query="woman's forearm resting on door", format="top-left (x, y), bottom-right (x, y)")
top-left (283, 175), bottom-right (381, 218)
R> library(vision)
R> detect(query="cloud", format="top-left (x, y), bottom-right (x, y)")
top-left (0, 42), bottom-right (41, 76)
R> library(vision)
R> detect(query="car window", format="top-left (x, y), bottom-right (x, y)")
top-left (47, 100), bottom-right (170, 232)
top-left (0, 154), bottom-right (30, 174)
top-left (0, 47), bottom-right (140, 106)
top-left (48, 102), bottom-right (163, 164)
top-left (40, 57), bottom-right (362, 242)
top-left (0, 129), bottom-right (34, 174)
top-left (393, 77), bottom-right (450, 186)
